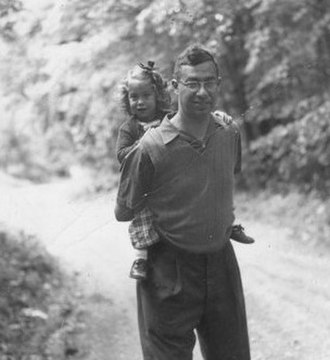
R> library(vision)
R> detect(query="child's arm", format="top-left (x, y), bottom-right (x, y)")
top-left (117, 140), bottom-right (139, 164)
top-left (116, 122), bottom-right (140, 164)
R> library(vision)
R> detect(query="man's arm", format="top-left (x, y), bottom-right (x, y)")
top-left (114, 143), bottom-right (154, 222)
top-left (114, 202), bottom-right (134, 222)
top-left (116, 122), bottom-right (140, 164)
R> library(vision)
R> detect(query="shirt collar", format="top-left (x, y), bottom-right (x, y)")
top-left (158, 114), bottom-right (180, 145)
top-left (159, 112), bottom-right (223, 145)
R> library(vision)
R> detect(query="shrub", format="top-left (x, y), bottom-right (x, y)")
top-left (0, 229), bottom-right (85, 358)
top-left (241, 101), bottom-right (330, 195)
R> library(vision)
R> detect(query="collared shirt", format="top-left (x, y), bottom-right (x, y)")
top-left (117, 113), bottom-right (242, 254)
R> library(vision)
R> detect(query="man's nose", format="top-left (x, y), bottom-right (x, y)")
top-left (196, 83), bottom-right (208, 96)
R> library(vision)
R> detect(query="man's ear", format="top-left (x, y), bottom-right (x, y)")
top-left (171, 79), bottom-right (179, 94)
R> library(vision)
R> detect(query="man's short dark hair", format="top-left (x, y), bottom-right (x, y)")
top-left (174, 44), bottom-right (219, 80)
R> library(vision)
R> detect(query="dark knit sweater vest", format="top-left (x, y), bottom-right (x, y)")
top-left (141, 119), bottom-right (241, 253)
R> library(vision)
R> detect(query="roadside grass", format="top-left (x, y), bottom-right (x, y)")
top-left (235, 189), bottom-right (330, 254)
top-left (0, 228), bottom-right (87, 359)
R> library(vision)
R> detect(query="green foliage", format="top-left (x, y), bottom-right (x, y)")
top-left (0, 0), bottom-right (134, 180)
top-left (0, 229), bottom-right (84, 358)
top-left (0, 0), bottom-right (329, 195)
top-left (0, 120), bottom-right (71, 182)
top-left (0, 0), bottom-right (22, 41)
top-left (241, 100), bottom-right (330, 195)
top-left (244, 0), bottom-right (330, 129)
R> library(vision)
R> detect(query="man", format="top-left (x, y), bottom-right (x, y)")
top-left (115, 44), bottom-right (250, 360)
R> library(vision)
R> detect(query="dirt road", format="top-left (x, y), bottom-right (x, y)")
top-left (1, 172), bottom-right (329, 360)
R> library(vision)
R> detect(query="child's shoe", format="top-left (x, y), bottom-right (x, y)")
top-left (231, 224), bottom-right (255, 244)
top-left (129, 258), bottom-right (147, 280)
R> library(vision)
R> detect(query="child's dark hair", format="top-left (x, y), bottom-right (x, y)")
top-left (174, 44), bottom-right (219, 80)
top-left (120, 61), bottom-right (170, 116)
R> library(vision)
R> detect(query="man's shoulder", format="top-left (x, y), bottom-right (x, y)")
top-left (139, 126), bottom-right (164, 149)
top-left (138, 127), bottom-right (167, 165)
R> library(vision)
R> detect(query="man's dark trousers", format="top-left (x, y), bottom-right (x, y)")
top-left (137, 240), bottom-right (251, 360)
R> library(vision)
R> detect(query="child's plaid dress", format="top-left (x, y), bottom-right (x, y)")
top-left (128, 207), bottom-right (160, 249)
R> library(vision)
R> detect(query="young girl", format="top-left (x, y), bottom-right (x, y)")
top-left (116, 61), bottom-right (169, 280)
top-left (116, 61), bottom-right (254, 280)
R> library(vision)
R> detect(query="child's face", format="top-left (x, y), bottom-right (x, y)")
top-left (128, 79), bottom-right (157, 122)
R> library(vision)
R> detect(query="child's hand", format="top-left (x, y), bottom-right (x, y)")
top-left (140, 119), bottom-right (161, 131)
top-left (213, 110), bottom-right (233, 126)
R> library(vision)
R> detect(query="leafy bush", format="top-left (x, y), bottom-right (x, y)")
top-left (241, 101), bottom-right (330, 195)
top-left (1, 0), bottom-right (329, 196)
top-left (0, 123), bottom-right (71, 182)
top-left (0, 229), bottom-right (86, 358)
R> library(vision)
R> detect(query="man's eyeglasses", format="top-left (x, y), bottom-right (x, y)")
top-left (178, 79), bottom-right (220, 92)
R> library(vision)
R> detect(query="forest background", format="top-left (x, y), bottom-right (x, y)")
top-left (1, 0), bottom-right (330, 246)
top-left (1, 0), bottom-right (330, 357)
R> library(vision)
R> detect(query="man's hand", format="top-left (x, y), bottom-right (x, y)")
top-left (115, 202), bottom-right (134, 221)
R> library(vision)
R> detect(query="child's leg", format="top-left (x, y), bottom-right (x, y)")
top-left (130, 248), bottom-right (148, 280)
top-left (129, 207), bottom-right (160, 279)
top-left (135, 248), bottom-right (148, 260)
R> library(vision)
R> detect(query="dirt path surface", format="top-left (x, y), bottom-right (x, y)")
top-left (1, 172), bottom-right (330, 360)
